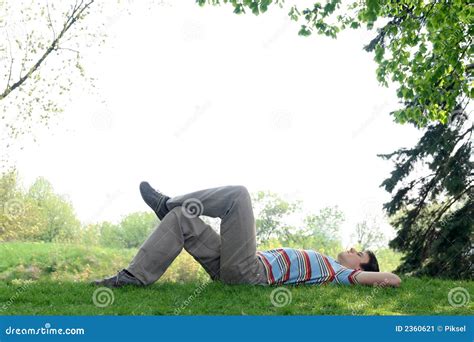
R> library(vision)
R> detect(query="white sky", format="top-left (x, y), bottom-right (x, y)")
top-left (6, 1), bottom-right (422, 247)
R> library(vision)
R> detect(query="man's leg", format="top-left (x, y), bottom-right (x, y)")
top-left (127, 207), bottom-right (221, 285)
top-left (166, 185), bottom-right (263, 285)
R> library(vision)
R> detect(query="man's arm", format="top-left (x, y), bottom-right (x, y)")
top-left (355, 271), bottom-right (402, 287)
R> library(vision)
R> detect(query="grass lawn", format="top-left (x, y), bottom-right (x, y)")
top-left (0, 277), bottom-right (472, 315)
top-left (0, 242), bottom-right (472, 315)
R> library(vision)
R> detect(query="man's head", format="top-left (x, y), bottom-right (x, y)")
top-left (337, 247), bottom-right (379, 272)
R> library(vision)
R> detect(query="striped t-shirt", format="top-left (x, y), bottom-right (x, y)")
top-left (257, 247), bottom-right (362, 286)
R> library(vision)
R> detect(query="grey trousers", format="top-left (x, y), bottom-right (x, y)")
top-left (127, 185), bottom-right (268, 286)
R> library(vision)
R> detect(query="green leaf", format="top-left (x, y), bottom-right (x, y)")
top-left (298, 25), bottom-right (312, 36)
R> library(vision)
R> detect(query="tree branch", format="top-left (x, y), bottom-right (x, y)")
top-left (0, 0), bottom-right (94, 101)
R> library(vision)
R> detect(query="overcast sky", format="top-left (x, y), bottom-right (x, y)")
top-left (6, 1), bottom-right (423, 247)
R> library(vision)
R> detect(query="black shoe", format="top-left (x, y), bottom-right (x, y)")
top-left (91, 269), bottom-right (145, 288)
top-left (139, 181), bottom-right (170, 220)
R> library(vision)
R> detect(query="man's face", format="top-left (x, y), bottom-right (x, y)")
top-left (337, 247), bottom-right (370, 270)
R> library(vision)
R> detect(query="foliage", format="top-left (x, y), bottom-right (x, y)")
top-left (90, 213), bottom-right (158, 249)
top-left (271, 206), bottom-right (345, 255)
top-left (0, 0), bottom-right (99, 145)
top-left (379, 111), bottom-right (473, 279)
top-left (251, 192), bottom-right (347, 253)
top-left (117, 212), bottom-right (158, 249)
top-left (252, 190), bottom-right (301, 244)
top-left (302, 206), bottom-right (344, 243)
top-left (97, 221), bottom-right (124, 248)
top-left (27, 177), bottom-right (81, 242)
top-left (0, 170), bottom-right (79, 242)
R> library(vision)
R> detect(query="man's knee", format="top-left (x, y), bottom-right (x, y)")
top-left (233, 185), bottom-right (248, 193)
top-left (168, 206), bottom-right (188, 223)
top-left (157, 207), bottom-right (183, 227)
top-left (231, 185), bottom-right (250, 199)
top-left (169, 206), bottom-right (182, 215)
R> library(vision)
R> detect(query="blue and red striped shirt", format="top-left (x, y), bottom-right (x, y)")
top-left (257, 247), bottom-right (362, 286)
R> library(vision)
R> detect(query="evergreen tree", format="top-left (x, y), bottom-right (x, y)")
top-left (378, 108), bottom-right (473, 279)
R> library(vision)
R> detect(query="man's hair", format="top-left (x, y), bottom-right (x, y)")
top-left (360, 250), bottom-right (380, 272)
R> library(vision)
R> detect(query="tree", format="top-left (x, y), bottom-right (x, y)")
top-left (197, 0), bottom-right (472, 127)
top-left (298, 206), bottom-right (345, 252)
top-left (27, 177), bottom-right (81, 242)
top-left (351, 218), bottom-right (386, 250)
top-left (0, 169), bottom-right (45, 241)
top-left (304, 206), bottom-right (344, 241)
top-left (251, 192), bottom-right (345, 254)
top-left (97, 221), bottom-right (123, 248)
top-left (116, 212), bottom-right (158, 249)
top-left (78, 222), bottom-right (101, 246)
top-left (0, 0), bottom-right (109, 148)
top-left (261, 206), bottom-right (345, 255)
top-left (378, 111), bottom-right (472, 279)
top-left (251, 190), bottom-right (301, 244)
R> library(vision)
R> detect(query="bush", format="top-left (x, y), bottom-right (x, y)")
top-left (1, 171), bottom-right (47, 242)
top-left (0, 172), bottom-right (81, 243)
top-left (27, 177), bottom-right (81, 243)
top-left (95, 213), bottom-right (158, 249)
top-left (119, 212), bottom-right (158, 248)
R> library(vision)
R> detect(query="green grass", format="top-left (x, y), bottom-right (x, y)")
top-left (0, 242), bottom-right (472, 315)
top-left (0, 241), bottom-right (209, 283)
top-left (0, 277), bottom-right (473, 315)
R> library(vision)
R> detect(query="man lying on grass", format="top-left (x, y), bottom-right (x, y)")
top-left (93, 184), bottom-right (401, 288)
